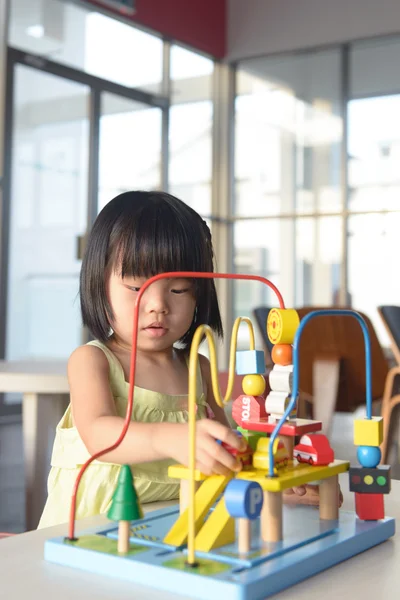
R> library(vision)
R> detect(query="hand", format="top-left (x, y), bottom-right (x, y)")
top-left (169, 420), bottom-right (248, 476)
top-left (283, 483), bottom-right (343, 507)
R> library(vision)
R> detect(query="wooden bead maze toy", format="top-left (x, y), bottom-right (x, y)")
top-left (44, 272), bottom-right (395, 600)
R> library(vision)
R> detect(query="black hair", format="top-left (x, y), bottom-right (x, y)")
top-left (80, 191), bottom-right (223, 350)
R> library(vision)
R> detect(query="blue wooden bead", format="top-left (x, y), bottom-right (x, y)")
top-left (357, 445), bottom-right (381, 468)
top-left (236, 350), bottom-right (265, 375)
top-left (225, 479), bottom-right (263, 520)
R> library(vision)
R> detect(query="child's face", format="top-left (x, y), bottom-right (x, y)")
top-left (107, 272), bottom-right (196, 352)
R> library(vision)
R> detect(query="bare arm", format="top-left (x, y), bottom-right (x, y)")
top-left (68, 345), bottom-right (181, 464)
top-left (69, 345), bottom-right (244, 473)
top-left (198, 354), bottom-right (231, 427)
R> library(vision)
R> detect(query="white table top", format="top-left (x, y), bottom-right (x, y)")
top-left (0, 359), bottom-right (69, 393)
top-left (0, 475), bottom-right (399, 599)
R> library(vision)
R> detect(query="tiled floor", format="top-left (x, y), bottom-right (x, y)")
top-left (0, 410), bottom-right (399, 533)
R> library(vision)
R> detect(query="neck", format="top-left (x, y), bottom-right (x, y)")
top-left (107, 334), bottom-right (179, 364)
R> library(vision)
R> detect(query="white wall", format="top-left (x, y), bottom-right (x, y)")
top-left (228, 0), bottom-right (400, 60)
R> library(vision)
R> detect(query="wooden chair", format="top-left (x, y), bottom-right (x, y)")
top-left (378, 306), bottom-right (400, 463)
top-left (295, 307), bottom-right (388, 434)
top-left (253, 306), bottom-right (388, 434)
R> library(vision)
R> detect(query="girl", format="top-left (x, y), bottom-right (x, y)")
top-left (38, 191), bottom-right (321, 529)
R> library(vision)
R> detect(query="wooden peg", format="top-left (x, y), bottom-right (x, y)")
top-left (261, 490), bottom-right (283, 542)
top-left (238, 518), bottom-right (251, 554)
top-left (320, 475), bottom-right (339, 520)
top-left (118, 520), bottom-right (130, 553)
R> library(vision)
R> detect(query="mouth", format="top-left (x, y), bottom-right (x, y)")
top-left (143, 322), bottom-right (169, 338)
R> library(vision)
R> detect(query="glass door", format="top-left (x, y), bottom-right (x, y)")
top-left (1, 52), bottom-right (166, 415)
top-left (6, 64), bottom-right (90, 363)
top-left (347, 94), bottom-right (400, 343)
top-left (98, 92), bottom-right (163, 210)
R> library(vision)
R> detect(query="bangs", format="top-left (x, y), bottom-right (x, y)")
top-left (109, 201), bottom-right (211, 278)
top-left (80, 190), bottom-right (222, 347)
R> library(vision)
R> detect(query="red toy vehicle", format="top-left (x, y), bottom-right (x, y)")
top-left (221, 431), bottom-right (254, 468)
top-left (293, 434), bottom-right (334, 466)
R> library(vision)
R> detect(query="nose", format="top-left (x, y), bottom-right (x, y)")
top-left (143, 284), bottom-right (168, 314)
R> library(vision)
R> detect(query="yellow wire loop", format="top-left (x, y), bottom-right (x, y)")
top-left (186, 316), bottom-right (256, 565)
top-left (223, 316), bottom-right (255, 405)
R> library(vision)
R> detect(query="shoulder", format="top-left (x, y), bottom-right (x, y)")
top-left (176, 347), bottom-right (210, 373)
top-left (68, 344), bottom-right (110, 379)
top-left (197, 353), bottom-right (229, 425)
top-left (198, 353), bottom-right (211, 379)
top-left (198, 354), bottom-right (212, 394)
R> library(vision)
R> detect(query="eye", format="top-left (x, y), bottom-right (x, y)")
top-left (127, 286), bottom-right (141, 292)
top-left (171, 287), bottom-right (190, 295)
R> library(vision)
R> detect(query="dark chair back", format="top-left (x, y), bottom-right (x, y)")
top-left (378, 306), bottom-right (400, 366)
top-left (253, 307), bottom-right (274, 362)
top-left (296, 307), bottom-right (388, 411)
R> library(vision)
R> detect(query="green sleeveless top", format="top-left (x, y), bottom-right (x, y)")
top-left (38, 340), bottom-right (208, 528)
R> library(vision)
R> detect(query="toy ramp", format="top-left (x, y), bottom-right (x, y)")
top-left (163, 474), bottom-right (232, 547)
top-left (194, 495), bottom-right (235, 551)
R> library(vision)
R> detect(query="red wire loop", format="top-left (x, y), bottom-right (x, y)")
top-left (67, 272), bottom-right (284, 539)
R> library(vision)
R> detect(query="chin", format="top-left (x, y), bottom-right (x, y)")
top-left (137, 339), bottom-right (171, 351)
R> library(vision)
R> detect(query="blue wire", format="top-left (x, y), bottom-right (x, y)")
top-left (267, 309), bottom-right (372, 477)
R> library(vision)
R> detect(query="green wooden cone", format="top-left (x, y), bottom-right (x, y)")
top-left (107, 465), bottom-right (143, 522)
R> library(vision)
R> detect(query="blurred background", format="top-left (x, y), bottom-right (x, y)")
top-left (1, 0), bottom-right (400, 532)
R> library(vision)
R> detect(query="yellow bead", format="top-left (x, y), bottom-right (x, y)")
top-left (242, 374), bottom-right (266, 396)
top-left (364, 475), bottom-right (374, 485)
top-left (353, 417), bottom-right (383, 447)
top-left (267, 308), bottom-right (300, 345)
top-left (252, 451), bottom-right (269, 470)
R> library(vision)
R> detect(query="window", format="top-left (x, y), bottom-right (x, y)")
top-left (9, 0), bottom-right (164, 92)
top-left (169, 45), bottom-right (214, 216)
top-left (234, 38), bottom-right (400, 350)
top-left (235, 48), bottom-right (343, 318)
top-left (98, 93), bottom-right (162, 210)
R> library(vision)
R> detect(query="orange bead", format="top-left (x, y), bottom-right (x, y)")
top-left (271, 344), bottom-right (293, 366)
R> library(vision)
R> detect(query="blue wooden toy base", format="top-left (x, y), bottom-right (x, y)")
top-left (45, 505), bottom-right (395, 600)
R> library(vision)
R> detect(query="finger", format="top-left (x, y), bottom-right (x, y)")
top-left (197, 446), bottom-right (237, 476)
top-left (284, 491), bottom-right (320, 507)
top-left (212, 462), bottom-right (233, 476)
top-left (196, 461), bottom-right (211, 476)
top-left (196, 450), bottom-right (230, 476)
top-left (214, 438), bottom-right (243, 472)
top-left (292, 486), bottom-right (307, 496)
top-left (203, 421), bottom-right (247, 451)
top-left (211, 440), bottom-right (243, 472)
top-left (305, 485), bottom-right (320, 495)
top-left (198, 458), bottom-right (232, 477)
top-left (196, 448), bottom-right (218, 476)
top-left (195, 449), bottom-right (212, 476)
